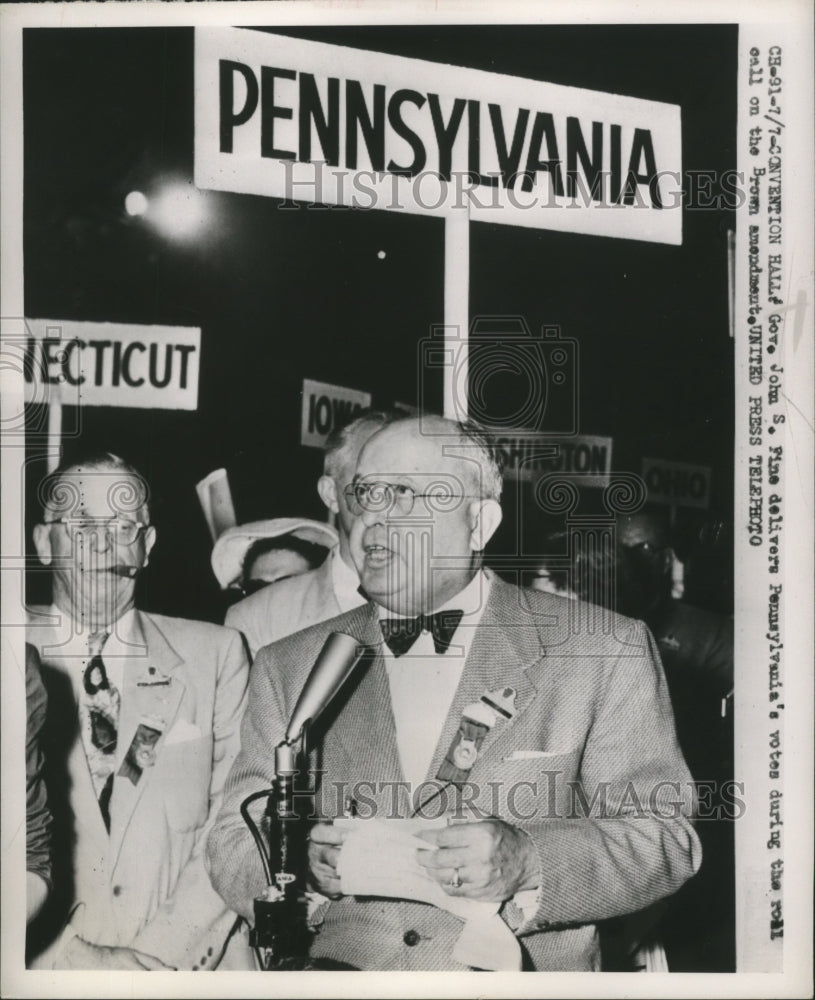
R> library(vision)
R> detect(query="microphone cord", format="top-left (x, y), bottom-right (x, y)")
top-left (240, 788), bottom-right (275, 886)
top-left (410, 779), bottom-right (455, 818)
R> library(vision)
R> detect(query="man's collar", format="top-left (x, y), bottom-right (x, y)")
top-left (100, 607), bottom-right (139, 655)
top-left (376, 569), bottom-right (492, 623)
top-left (45, 602), bottom-right (139, 656)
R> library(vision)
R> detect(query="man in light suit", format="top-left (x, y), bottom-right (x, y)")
top-left (225, 410), bottom-right (396, 657)
top-left (27, 452), bottom-right (251, 971)
top-left (207, 417), bottom-right (700, 971)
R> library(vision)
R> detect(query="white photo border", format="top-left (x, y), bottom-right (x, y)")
top-left (1, 2), bottom-right (812, 997)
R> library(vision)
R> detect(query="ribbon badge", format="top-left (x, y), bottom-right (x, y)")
top-left (437, 687), bottom-right (517, 784)
top-left (452, 737), bottom-right (479, 770)
top-left (118, 716), bottom-right (165, 786)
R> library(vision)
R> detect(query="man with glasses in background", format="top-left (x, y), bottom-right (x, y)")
top-left (26, 451), bottom-right (252, 971)
top-left (225, 409), bottom-right (396, 658)
top-left (209, 416), bottom-right (699, 971)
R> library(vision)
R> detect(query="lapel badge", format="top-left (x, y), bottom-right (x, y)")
top-left (481, 686), bottom-right (517, 720)
top-left (452, 736), bottom-right (479, 770)
top-left (437, 689), bottom-right (516, 784)
top-left (118, 716), bottom-right (165, 786)
top-left (136, 665), bottom-right (171, 687)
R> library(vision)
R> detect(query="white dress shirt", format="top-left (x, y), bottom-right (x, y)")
top-left (38, 606), bottom-right (146, 802)
top-left (40, 604), bottom-right (141, 696)
top-left (378, 571), bottom-right (491, 792)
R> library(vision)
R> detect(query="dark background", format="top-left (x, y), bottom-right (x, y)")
top-left (23, 24), bottom-right (737, 621)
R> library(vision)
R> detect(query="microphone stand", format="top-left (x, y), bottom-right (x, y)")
top-left (242, 631), bottom-right (366, 970)
top-left (249, 723), bottom-right (312, 970)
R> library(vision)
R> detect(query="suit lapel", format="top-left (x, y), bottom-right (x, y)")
top-left (109, 612), bottom-right (185, 870)
top-left (426, 578), bottom-right (543, 784)
top-left (321, 604), bottom-right (404, 813)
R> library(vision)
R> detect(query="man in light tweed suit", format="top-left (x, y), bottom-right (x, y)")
top-left (207, 416), bottom-right (700, 971)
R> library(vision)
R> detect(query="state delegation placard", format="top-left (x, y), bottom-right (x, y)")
top-left (23, 319), bottom-right (201, 410)
top-left (195, 28), bottom-right (682, 245)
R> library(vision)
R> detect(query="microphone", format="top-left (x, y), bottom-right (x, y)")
top-left (253, 632), bottom-right (364, 969)
top-left (284, 631), bottom-right (365, 747)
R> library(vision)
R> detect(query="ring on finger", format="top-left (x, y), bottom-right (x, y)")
top-left (448, 867), bottom-right (462, 889)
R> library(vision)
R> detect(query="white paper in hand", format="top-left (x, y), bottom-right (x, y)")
top-left (335, 816), bottom-right (521, 970)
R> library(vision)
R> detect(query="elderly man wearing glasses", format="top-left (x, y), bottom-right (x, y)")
top-left (26, 451), bottom-right (252, 971)
top-left (208, 416), bottom-right (700, 972)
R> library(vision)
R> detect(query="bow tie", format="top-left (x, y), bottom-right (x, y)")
top-left (380, 609), bottom-right (464, 657)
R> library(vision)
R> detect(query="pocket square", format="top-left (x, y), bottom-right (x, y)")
top-left (503, 749), bottom-right (576, 760)
top-left (164, 719), bottom-right (202, 745)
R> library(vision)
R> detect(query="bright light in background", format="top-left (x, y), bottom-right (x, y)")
top-left (124, 190), bottom-right (148, 217)
top-left (144, 181), bottom-right (211, 242)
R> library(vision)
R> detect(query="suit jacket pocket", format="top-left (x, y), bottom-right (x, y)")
top-left (161, 735), bottom-right (213, 832)
top-left (485, 747), bottom-right (582, 822)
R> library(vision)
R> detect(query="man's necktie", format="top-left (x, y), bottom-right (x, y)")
top-left (380, 609), bottom-right (464, 657)
top-left (81, 633), bottom-right (120, 832)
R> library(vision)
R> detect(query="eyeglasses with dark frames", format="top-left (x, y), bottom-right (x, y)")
top-left (343, 481), bottom-right (480, 516)
top-left (46, 517), bottom-right (150, 545)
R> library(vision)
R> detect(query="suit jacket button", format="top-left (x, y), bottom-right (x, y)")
top-left (403, 930), bottom-right (420, 946)
top-left (112, 885), bottom-right (123, 897)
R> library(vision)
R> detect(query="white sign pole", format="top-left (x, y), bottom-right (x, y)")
top-left (444, 206), bottom-right (470, 421)
top-left (46, 393), bottom-right (61, 473)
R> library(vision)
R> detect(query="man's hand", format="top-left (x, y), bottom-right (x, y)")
top-left (307, 822), bottom-right (347, 900)
top-left (416, 819), bottom-right (538, 902)
top-left (62, 935), bottom-right (175, 970)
